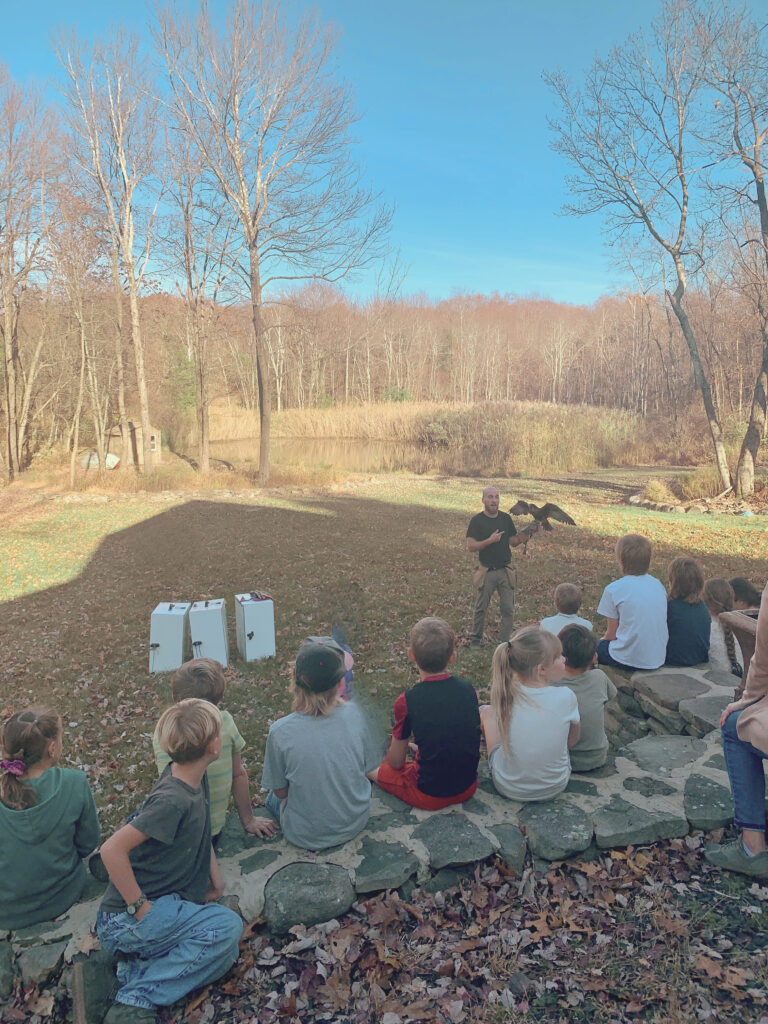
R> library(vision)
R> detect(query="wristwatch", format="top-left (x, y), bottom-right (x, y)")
top-left (125, 894), bottom-right (147, 916)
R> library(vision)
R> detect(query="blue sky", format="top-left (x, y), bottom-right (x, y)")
top-left (1, 0), bottom-right (666, 305)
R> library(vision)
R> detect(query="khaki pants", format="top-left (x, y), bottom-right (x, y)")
top-left (472, 566), bottom-right (515, 642)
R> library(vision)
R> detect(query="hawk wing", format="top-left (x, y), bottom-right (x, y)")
top-left (509, 500), bottom-right (531, 516)
top-left (540, 503), bottom-right (576, 526)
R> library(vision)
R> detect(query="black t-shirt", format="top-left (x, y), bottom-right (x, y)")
top-left (101, 767), bottom-right (211, 912)
top-left (392, 674), bottom-right (480, 797)
top-left (466, 511), bottom-right (517, 569)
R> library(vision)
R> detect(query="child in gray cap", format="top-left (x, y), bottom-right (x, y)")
top-left (261, 637), bottom-right (380, 850)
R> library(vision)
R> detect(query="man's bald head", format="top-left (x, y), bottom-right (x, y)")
top-left (482, 487), bottom-right (500, 515)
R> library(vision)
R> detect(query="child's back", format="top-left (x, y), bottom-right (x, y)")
top-left (373, 618), bottom-right (480, 810)
top-left (0, 709), bottom-right (100, 931)
top-left (262, 699), bottom-right (378, 849)
top-left (550, 668), bottom-right (616, 770)
top-left (541, 583), bottom-right (592, 635)
top-left (665, 556), bottom-right (710, 667)
top-left (597, 535), bottom-right (667, 671)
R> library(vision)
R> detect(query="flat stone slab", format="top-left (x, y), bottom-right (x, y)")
top-left (240, 849), bottom-right (282, 874)
top-left (593, 796), bottom-right (688, 848)
top-left (215, 814), bottom-right (283, 858)
top-left (704, 753), bottom-right (727, 771)
top-left (17, 939), bottom-right (68, 987)
top-left (565, 778), bottom-right (598, 796)
top-left (636, 693), bottom-right (686, 732)
top-left (684, 774), bottom-right (733, 830)
top-left (354, 837), bottom-right (419, 894)
top-left (633, 672), bottom-right (708, 709)
top-left (679, 695), bottom-right (731, 735)
top-left (622, 735), bottom-right (707, 773)
top-left (517, 800), bottom-right (593, 861)
top-left (488, 824), bottom-right (527, 874)
top-left (263, 863), bottom-right (355, 934)
top-left (412, 812), bottom-right (494, 870)
top-left (623, 776), bottom-right (675, 798)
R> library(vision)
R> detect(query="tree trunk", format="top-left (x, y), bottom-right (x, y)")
top-left (667, 273), bottom-right (732, 491)
top-left (127, 278), bottom-right (153, 474)
top-left (70, 316), bottom-right (87, 488)
top-left (249, 248), bottom-right (270, 484)
top-left (735, 333), bottom-right (768, 498)
top-left (111, 255), bottom-right (131, 470)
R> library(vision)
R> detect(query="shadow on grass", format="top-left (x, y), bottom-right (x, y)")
top-left (0, 489), bottom-right (764, 826)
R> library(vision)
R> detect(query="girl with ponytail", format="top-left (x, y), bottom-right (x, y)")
top-left (481, 626), bottom-right (581, 801)
top-left (0, 708), bottom-right (100, 929)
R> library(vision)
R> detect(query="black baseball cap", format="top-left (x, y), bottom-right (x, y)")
top-left (294, 636), bottom-right (346, 692)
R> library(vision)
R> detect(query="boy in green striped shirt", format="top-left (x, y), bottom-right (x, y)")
top-left (153, 659), bottom-right (276, 843)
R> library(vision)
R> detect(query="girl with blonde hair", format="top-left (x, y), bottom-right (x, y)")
top-left (481, 626), bottom-right (580, 801)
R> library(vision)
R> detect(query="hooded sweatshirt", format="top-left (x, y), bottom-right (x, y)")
top-left (0, 766), bottom-right (100, 930)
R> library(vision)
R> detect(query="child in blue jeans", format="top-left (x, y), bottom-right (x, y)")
top-left (97, 699), bottom-right (243, 1024)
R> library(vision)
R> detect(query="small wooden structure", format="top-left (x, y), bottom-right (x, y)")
top-left (106, 422), bottom-right (162, 468)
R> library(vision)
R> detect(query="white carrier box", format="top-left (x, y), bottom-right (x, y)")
top-left (149, 602), bottom-right (190, 674)
top-left (235, 592), bottom-right (276, 661)
top-left (189, 599), bottom-right (229, 667)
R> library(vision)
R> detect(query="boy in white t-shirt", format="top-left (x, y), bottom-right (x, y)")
top-left (596, 534), bottom-right (667, 671)
top-left (540, 582), bottom-right (593, 635)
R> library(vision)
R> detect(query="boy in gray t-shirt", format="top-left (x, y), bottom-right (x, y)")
top-left (550, 625), bottom-right (617, 772)
top-left (96, 700), bottom-right (243, 1024)
top-left (262, 637), bottom-right (380, 850)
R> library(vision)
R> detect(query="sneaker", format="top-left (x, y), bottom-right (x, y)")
top-left (704, 839), bottom-right (768, 877)
top-left (104, 1003), bottom-right (157, 1024)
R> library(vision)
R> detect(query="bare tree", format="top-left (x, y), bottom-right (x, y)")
top-left (58, 31), bottom-right (160, 473)
top-left (155, 0), bottom-right (390, 482)
top-left (0, 67), bottom-right (56, 480)
top-left (698, 3), bottom-right (768, 495)
top-left (167, 132), bottom-right (241, 472)
top-left (545, 0), bottom-right (733, 489)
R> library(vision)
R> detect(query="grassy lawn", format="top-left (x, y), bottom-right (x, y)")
top-left (0, 470), bottom-right (765, 832)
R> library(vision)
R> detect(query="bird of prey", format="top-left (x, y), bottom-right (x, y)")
top-left (509, 500), bottom-right (576, 531)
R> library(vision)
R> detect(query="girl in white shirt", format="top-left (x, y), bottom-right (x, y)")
top-left (480, 627), bottom-right (580, 801)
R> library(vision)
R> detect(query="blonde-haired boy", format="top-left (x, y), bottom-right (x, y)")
top-left (540, 583), bottom-right (592, 635)
top-left (97, 699), bottom-right (243, 1024)
top-left (154, 658), bottom-right (275, 841)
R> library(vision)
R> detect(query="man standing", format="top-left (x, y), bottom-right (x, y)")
top-left (466, 486), bottom-right (534, 647)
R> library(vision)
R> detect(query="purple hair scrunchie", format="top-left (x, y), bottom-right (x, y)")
top-left (1, 759), bottom-right (26, 776)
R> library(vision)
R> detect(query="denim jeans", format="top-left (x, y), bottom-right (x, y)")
top-left (596, 638), bottom-right (641, 672)
top-left (722, 709), bottom-right (767, 832)
top-left (96, 895), bottom-right (242, 1009)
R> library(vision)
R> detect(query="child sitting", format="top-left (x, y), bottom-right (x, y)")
top-left (730, 577), bottom-right (762, 610)
top-left (665, 556), bottom-right (711, 666)
top-left (540, 582), bottom-right (592, 635)
top-left (480, 626), bottom-right (580, 801)
top-left (97, 699), bottom-right (243, 1024)
top-left (261, 636), bottom-right (380, 850)
top-left (704, 579), bottom-right (743, 678)
top-left (597, 533), bottom-right (667, 671)
top-left (550, 625), bottom-right (617, 771)
top-left (0, 708), bottom-right (100, 930)
top-left (371, 617), bottom-right (480, 809)
top-left (153, 658), bottom-right (276, 842)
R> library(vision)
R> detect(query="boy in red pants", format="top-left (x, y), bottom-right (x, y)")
top-left (371, 617), bottom-right (480, 809)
